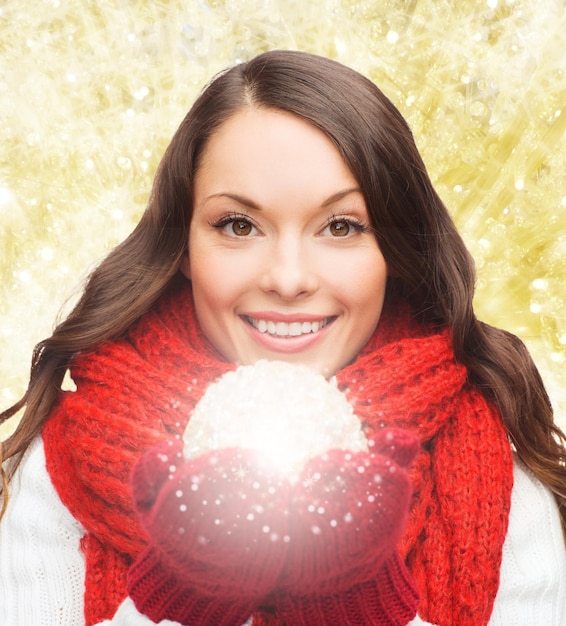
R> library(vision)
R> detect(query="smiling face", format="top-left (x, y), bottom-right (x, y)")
top-left (181, 107), bottom-right (388, 377)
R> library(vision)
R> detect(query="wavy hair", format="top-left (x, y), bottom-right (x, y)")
top-left (2, 50), bottom-right (565, 528)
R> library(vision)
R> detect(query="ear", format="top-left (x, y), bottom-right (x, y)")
top-left (180, 253), bottom-right (191, 280)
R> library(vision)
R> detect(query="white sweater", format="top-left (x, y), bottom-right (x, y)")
top-left (1, 436), bottom-right (565, 625)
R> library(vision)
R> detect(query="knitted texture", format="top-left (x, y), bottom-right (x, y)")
top-left (342, 307), bottom-right (514, 625)
top-left (127, 545), bottom-right (257, 626)
top-left (278, 429), bottom-right (418, 596)
top-left (126, 428), bottom-right (418, 625)
top-left (41, 276), bottom-right (513, 625)
top-left (271, 428), bottom-right (420, 625)
top-left (127, 440), bottom-right (291, 625)
top-left (275, 552), bottom-right (419, 626)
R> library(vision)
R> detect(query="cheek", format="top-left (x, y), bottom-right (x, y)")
top-left (190, 255), bottom-right (233, 307)
top-left (189, 246), bottom-right (260, 311)
top-left (346, 264), bottom-right (387, 352)
top-left (188, 253), bottom-right (240, 358)
top-left (326, 249), bottom-right (387, 306)
top-left (335, 253), bottom-right (388, 350)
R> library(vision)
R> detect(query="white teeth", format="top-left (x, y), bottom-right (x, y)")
top-left (289, 322), bottom-right (302, 336)
top-left (250, 318), bottom-right (329, 337)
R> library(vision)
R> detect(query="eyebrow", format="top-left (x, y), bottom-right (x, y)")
top-left (203, 193), bottom-right (262, 211)
top-left (202, 187), bottom-right (363, 210)
top-left (321, 188), bottom-right (363, 207)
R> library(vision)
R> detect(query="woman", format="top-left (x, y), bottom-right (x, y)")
top-left (1, 50), bottom-right (565, 625)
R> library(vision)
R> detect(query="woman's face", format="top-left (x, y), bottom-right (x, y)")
top-left (182, 108), bottom-right (387, 377)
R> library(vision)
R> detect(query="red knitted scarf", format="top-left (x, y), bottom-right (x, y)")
top-left (42, 277), bottom-right (513, 626)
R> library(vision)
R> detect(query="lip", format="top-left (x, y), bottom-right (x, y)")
top-left (240, 312), bottom-right (336, 354)
top-left (241, 311), bottom-right (332, 323)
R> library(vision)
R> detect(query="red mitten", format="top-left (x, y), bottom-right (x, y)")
top-left (275, 552), bottom-right (419, 626)
top-left (274, 427), bottom-right (420, 625)
top-left (127, 438), bottom-right (291, 626)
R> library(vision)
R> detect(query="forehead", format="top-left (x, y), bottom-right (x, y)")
top-left (201, 107), bottom-right (335, 157)
top-left (194, 107), bottom-right (358, 199)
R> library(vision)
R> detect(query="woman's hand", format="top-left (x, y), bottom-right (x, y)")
top-left (127, 427), bottom-right (420, 626)
top-left (274, 428), bottom-right (420, 625)
top-left (127, 439), bottom-right (291, 626)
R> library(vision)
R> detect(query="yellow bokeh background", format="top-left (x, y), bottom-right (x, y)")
top-left (1, 0), bottom-right (565, 438)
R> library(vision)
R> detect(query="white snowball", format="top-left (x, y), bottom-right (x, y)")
top-left (182, 360), bottom-right (367, 474)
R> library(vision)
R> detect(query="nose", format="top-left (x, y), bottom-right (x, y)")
top-left (258, 235), bottom-right (318, 300)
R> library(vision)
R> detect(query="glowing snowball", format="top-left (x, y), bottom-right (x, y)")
top-left (182, 360), bottom-right (368, 476)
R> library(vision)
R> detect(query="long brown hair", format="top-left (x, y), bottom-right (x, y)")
top-left (2, 50), bottom-right (565, 529)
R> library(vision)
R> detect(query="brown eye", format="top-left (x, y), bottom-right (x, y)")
top-left (232, 220), bottom-right (253, 236)
top-left (329, 220), bottom-right (350, 237)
